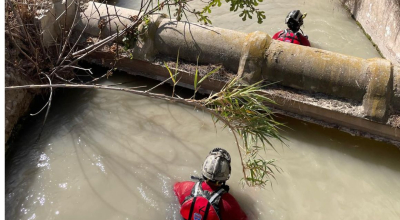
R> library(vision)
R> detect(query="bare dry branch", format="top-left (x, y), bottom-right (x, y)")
top-left (34, 73), bottom-right (53, 141)
top-left (56, 0), bottom-right (80, 65)
top-left (113, 4), bottom-right (127, 29)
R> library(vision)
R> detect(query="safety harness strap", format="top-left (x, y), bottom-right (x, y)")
top-left (203, 202), bottom-right (211, 220)
top-left (296, 32), bottom-right (302, 44)
top-left (209, 188), bottom-right (225, 204)
top-left (188, 197), bottom-right (197, 220)
top-left (193, 182), bottom-right (200, 197)
top-left (279, 29), bottom-right (302, 44)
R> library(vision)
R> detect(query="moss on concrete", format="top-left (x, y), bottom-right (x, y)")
top-left (340, 3), bottom-right (385, 58)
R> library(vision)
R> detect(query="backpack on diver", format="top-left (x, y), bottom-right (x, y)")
top-left (179, 180), bottom-right (228, 220)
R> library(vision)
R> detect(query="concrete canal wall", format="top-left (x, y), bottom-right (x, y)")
top-left (340, 0), bottom-right (400, 67)
top-left (74, 1), bottom-right (399, 144)
top-left (5, 0), bottom-right (77, 145)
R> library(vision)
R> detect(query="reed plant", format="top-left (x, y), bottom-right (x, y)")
top-left (202, 78), bottom-right (285, 187)
top-left (165, 58), bottom-right (286, 187)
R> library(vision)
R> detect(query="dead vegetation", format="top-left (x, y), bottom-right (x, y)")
top-left (5, 0), bottom-right (53, 83)
top-left (154, 55), bottom-right (235, 82)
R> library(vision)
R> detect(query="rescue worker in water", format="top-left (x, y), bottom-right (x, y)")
top-left (273, 10), bottom-right (311, 47)
top-left (174, 148), bottom-right (247, 220)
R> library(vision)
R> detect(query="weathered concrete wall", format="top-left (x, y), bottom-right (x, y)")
top-left (4, 0), bottom-right (77, 144)
top-left (5, 69), bottom-right (37, 145)
top-left (340, 0), bottom-right (400, 66)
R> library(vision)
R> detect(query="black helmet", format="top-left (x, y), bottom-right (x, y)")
top-left (201, 148), bottom-right (231, 182)
top-left (285, 10), bottom-right (304, 32)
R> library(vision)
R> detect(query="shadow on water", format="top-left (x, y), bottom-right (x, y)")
top-left (5, 88), bottom-right (97, 219)
top-left (279, 115), bottom-right (400, 173)
top-left (7, 69), bottom-right (400, 219)
top-left (5, 71), bottom-right (242, 219)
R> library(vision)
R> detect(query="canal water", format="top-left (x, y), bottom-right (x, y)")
top-left (116, 0), bottom-right (381, 58)
top-left (5, 0), bottom-right (399, 220)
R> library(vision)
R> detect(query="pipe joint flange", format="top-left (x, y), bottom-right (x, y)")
top-left (362, 58), bottom-right (393, 122)
top-left (392, 65), bottom-right (400, 111)
top-left (237, 31), bottom-right (272, 85)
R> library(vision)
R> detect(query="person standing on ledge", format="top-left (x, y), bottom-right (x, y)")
top-left (273, 10), bottom-right (311, 47)
top-left (174, 148), bottom-right (247, 220)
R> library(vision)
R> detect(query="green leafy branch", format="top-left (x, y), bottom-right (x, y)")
top-left (164, 49), bottom-right (181, 96)
top-left (152, 0), bottom-right (266, 25)
top-left (196, 0), bottom-right (266, 24)
top-left (202, 78), bottom-right (286, 187)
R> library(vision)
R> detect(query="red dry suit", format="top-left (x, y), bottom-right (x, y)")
top-left (174, 181), bottom-right (248, 220)
top-left (272, 29), bottom-right (311, 46)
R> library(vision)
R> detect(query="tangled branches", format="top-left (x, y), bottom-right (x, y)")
top-left (5, 0), bottom-right (282, 188)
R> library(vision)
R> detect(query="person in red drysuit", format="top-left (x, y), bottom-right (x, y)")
top-left (174, 148), bottom-right (247, 220)
top-left (272, 10), bottom-right (311, 47)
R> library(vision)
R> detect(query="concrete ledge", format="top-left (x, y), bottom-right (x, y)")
top-left (87, 51), bottom-right (229, 93)
top-left (264, 91), bottom-right (400, 145)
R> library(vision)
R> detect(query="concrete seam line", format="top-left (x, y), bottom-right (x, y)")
top-left (236, 32), bottom-right (253, 80)
top-left (238, 31), bottom-right (272, 85)
top-left (362, 58), bottom-right (392, 122)
top-left (392, 65), bottom-right (400, 111)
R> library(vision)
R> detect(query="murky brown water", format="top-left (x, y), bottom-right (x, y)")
top-left (6, 72), bottom-right (400, 220)
top-left (5, 0), bottom-right (399, 220)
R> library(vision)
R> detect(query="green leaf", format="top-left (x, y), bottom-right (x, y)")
top-left (194, 55), bottom-right (200, 93)
top-left (194, 68), bottom-right (198, 91)
top-left (164, 62), bottom-right (176, 84)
